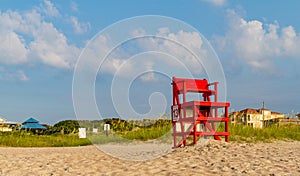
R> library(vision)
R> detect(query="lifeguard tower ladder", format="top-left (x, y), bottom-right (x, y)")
top-left (171, 77), bottom-right (230, 148)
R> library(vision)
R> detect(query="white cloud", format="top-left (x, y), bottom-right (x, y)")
top-left (139, 62), bottom-right (157, 82)
top-left (203, 0), bottom-right (226, 6)
top-left (214, 10), bottom-right (300, 72)
top-left (71, 2), bottom-right (78, 12)
top-left (0, 69), bottom-right (29, 82)
top-left (101, 58), bottom-right (126, 75)
top-left (139, 72), bottom-right (157, 82)
top-left (131, 28), bottom-right (146, 37)
top-left (95, 28), bottom-right (207, 82)
top-left (0, 31), bottom-right (29, 64)
top-left (70, 16), bottom-right (90, 34)
top-left (28, 15), bottom-right (80, 68)
top-left (17, 70), bottom-right (30, 81)
top-left (0, 6), bottom-right (80, 69)
top-left (136, 29), bottom-right (206, 76)
top-left (107, 57), bottom-right (159, 82)
top-left (39, 0), bottom-right (61, 17)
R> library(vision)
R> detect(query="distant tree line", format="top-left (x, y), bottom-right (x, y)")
top-left (42, 118), bottom-right (171, 135)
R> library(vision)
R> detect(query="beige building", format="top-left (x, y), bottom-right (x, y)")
top-left (230, 108), bottom-right (284, 128)
top-left (0, 117), bottom-right (18, 132)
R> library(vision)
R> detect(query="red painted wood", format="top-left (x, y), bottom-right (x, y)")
top-left (172, 77), bottom-right (230, 147)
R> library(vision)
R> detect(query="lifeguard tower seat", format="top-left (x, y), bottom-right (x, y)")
top-left (171, 77), bottom-right (230, 148)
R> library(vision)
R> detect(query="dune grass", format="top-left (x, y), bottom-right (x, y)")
top-left (0, 121), bottom-right (299, 147)
top-left (0, 131), bottom-right (91, 147)
top-left (218, 123), bottom-right (300, 143)
top-left (120, 123), bottom-right (172, 142)
top-left (0, 119), bottom-right (173, 147)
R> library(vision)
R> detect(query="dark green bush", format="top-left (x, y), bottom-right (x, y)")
top-left (53, 120), bottom-right (80, 134)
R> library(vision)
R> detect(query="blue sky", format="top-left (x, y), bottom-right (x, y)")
top-left (0, 0), bottom-right (299, 124)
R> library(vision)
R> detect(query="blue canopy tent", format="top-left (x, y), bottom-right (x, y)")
top-left (19, 117), bottom-right (46, 130)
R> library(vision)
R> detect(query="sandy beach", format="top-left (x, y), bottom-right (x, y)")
top-left (0, 140), bottom-right (299, 175)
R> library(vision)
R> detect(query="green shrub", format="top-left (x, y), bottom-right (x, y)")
top-left (53, 120), bottom-right (80, 134)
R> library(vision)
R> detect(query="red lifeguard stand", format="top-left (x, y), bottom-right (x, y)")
top-left (171, 77), bottom-right (230, 148)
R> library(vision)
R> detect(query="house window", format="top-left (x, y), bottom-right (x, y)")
top-left (248, 115), bottom-right (251, 121)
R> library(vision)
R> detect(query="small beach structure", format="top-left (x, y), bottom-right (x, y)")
top-left (19, 117), bottom-right (47, 130)
top-left (171, 77), bottom-right (230, 148)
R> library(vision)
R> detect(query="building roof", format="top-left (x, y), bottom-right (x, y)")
top-left (0, 117), bottom-right (18, 124)
top-left (0, 121), bottom-right (18, 125)
top-left (239, 108), bottom-right (260, 114)
top-left (23, 117), bottom-right (39, 124)
top-left (19, 123), bottom-right (46, 129)
top-left (233, 108), bottom-right (284, 116)
top-left (19, 117), bottom-right (46, 129)
top-left (271, 111), bottom-right (281, 115)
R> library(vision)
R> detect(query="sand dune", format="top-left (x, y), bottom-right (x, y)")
top-left (0, 140), bottom-right (299, 175)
